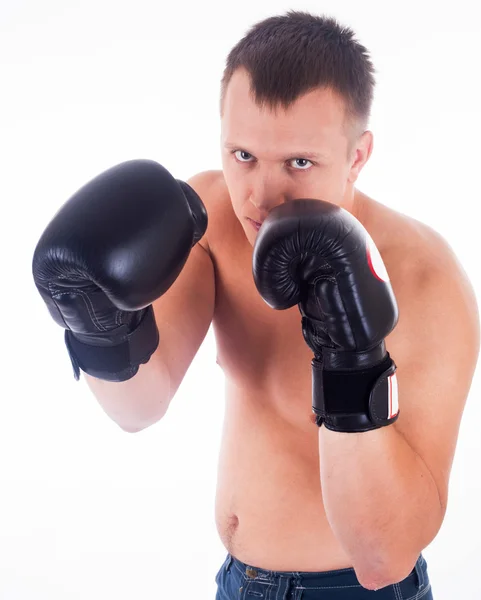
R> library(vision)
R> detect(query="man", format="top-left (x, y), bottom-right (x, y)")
top-left (32, 11), bottom-right (479, 598)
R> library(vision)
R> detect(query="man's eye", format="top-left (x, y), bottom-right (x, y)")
top-left (234, 150), bottom-right (254, 162)
top-left (290, 158), bottom-right (313, 170)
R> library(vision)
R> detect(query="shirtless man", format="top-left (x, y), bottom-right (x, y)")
top-left (32, 11), bottom-right (479, 599)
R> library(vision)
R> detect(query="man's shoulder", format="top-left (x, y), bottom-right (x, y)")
top-left (186, 169), bottom-right (225, 195)
top-left (186, 169), bottom-right (228, 217)
top-left (186, 170), bottom-right (240, 255)
top-left (362, 193), bottom-right (454, 277)
top-left (362, 194), bottom-right (476, 319)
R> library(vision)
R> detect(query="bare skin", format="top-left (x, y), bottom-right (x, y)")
top-left (179, 69), bottom-right (479, 573)
top-left (204, 174), bottom-right (433, 571)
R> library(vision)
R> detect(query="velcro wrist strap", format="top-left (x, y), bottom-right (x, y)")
top-left (64, 305), bottom-right (160, 382)
top-left (312, 353), bottom-right (399, 432)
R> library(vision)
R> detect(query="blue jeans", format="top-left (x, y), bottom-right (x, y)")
top-left (215, 553), bottom-right (433, 599)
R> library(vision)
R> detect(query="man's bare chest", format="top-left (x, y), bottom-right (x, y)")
top-left (212, 245), bottom-right (310, 382)
top-left (208, 214), bottom-right (413, 397)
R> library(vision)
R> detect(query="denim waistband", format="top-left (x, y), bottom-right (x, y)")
top-left (224, 552), bottom-right (428, 593)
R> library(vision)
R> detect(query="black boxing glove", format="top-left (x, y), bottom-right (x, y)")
top-left (252, 199), bottom-right (399, 433)
top-left (32, 159), bottom-right (207, 382)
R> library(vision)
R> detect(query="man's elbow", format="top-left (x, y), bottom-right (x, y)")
top-left (120, 423), bottom-right (145, 434)
top-left (356, 555), bottom-right (418, 591)
top-left (117, 410), bottom-right (167, 433)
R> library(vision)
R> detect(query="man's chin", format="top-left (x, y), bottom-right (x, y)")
top-left (244, 228), bottom-right (258, 248)
top-left (242, 219), bottom-right (261, 247)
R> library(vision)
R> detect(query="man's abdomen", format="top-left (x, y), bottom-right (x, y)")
top-left (214, 387), bottom-right (354, 572)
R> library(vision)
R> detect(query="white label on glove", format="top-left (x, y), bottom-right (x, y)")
top-left (388, 372), bottom-right (399, 418)
top-left (366, 232), bottom-right (390, 282)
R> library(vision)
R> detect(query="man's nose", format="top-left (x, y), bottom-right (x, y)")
top-left (249, 175), bottom-right (287, 213)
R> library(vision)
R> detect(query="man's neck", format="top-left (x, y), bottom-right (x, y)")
top-left (341, 185), bottom-right (364, 221)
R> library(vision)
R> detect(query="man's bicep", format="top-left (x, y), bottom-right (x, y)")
top-left (152, 240), bottom-right (215, 401)
top-left (390, 256), bottom-right (479, 511)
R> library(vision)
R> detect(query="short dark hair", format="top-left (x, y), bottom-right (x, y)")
top-left (220, 11), bottom-right (376, 136)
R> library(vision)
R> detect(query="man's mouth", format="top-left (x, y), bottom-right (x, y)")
top-left (247, 218), bottom-right (263, 231)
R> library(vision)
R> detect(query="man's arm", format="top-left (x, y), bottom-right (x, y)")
top-left (317, 228), bottom-right (480, 589)
top-left (85, 171), bottom-right (218, 432)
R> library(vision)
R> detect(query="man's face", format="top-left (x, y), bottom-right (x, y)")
top-left (220, 68), bottom-right (371, 246)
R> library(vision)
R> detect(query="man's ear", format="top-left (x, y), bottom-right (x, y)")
top-left (347, 130), bottom-right (373, 184)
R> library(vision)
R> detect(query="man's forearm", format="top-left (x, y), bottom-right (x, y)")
top-left (85, 349), bottom-right (172, 432)
top-left (318, 424), bottom-right (444, 589)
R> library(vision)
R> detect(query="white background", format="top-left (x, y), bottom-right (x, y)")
top-left (1, 0), bottom-right (480, 598)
